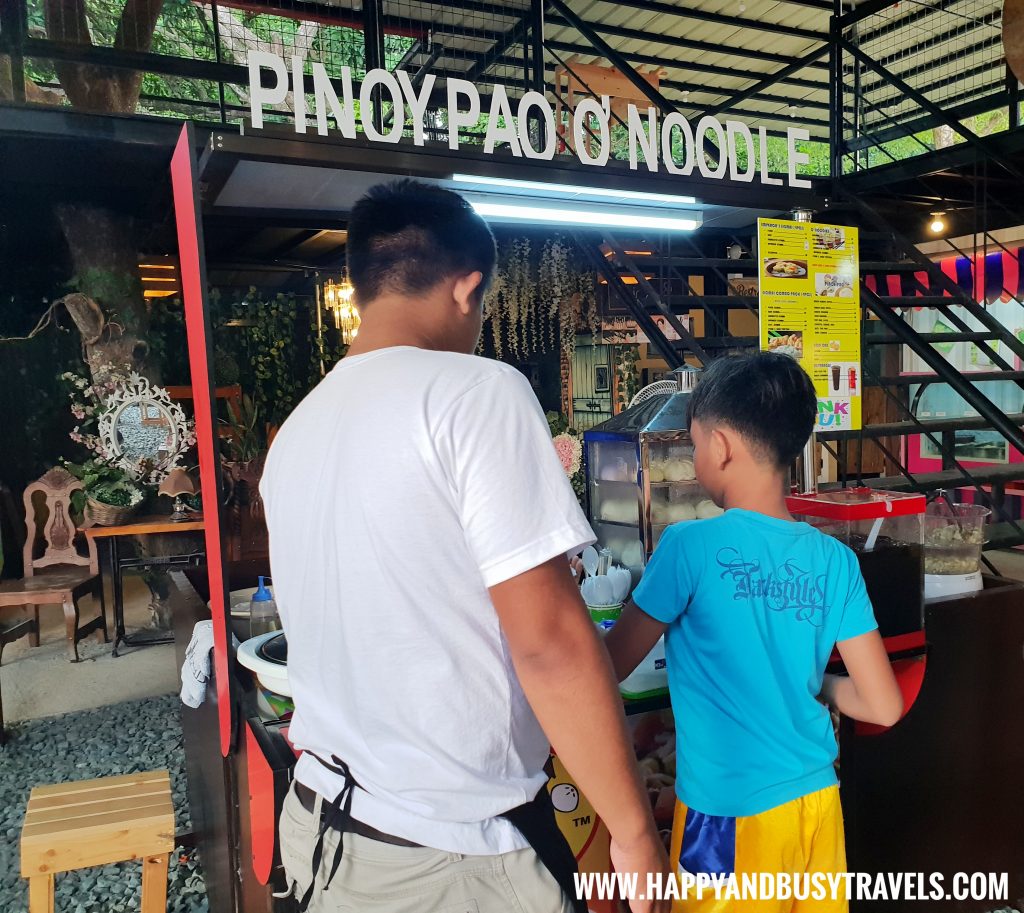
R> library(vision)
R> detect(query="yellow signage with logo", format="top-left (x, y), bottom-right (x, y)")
top-left (757, 218), bottom-right (862, 432)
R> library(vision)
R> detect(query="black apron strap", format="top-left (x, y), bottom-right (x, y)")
top-left (501, 787), bottom-right (587, 913)
top-left (298, 754), bottom-right (358, 913)
top-left (298, 756), bottom-right (584, 913)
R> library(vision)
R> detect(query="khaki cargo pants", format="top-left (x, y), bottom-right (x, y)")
top-left (279, 781), bottom-right (575, 913)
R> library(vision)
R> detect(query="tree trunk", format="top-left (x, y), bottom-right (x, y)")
top-left (933, 124), bottom-right (956, 150)
top-left (54, 203), bottom-right (182, 622)
top-left (54, 203), bottom-right (154, 382)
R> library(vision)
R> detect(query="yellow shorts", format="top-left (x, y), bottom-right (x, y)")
top-left (669, 786), bottom-right (848, 913)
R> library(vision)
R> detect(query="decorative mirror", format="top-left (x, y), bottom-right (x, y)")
top-left (96, 373), bottom-right (191, 482)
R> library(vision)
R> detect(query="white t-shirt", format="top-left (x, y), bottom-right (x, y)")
top-left (260, 346), bottom-right (595, 855)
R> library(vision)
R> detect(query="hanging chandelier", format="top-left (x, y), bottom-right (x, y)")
top-left (322, 276), bottom-right (360, 344)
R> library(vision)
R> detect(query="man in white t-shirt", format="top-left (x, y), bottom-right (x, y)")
top-left (262, 179), bottom-right (669, 913)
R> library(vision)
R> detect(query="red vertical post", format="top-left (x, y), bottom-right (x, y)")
top-left (171, 123), bottom-right (233, 756)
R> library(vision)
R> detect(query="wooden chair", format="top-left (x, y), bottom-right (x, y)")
top-left (21, 769), bottom-right (175, 913)
top-left (0, 467), bottom-right (107, 664)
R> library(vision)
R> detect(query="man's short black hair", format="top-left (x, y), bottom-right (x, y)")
top-left (687, 353), bottom-right (817, 469)
top-left (346, 179), bottom-right (497, 304)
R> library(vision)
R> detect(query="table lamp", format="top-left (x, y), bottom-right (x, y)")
top-left (159, 468), bottom-right (195, 521)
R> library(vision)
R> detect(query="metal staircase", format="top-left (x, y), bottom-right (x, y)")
top-left (585, 212), bottom-right (1024, 554)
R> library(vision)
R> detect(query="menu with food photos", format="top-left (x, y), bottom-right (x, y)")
top-left (757, 218), bottom-right (862, 432)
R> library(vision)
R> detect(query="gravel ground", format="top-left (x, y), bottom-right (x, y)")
top-left (0, 694), bottom-right (208, 913)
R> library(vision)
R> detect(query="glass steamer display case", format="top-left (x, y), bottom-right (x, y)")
top-left (583, 368), bottom-right (722, 580)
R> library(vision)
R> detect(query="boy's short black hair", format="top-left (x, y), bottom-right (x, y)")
top-left (347, 179), bottom-right (497, 304)
top-left (687, 353), bottom-right (817, 468)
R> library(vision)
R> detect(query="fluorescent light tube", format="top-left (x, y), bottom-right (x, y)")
top-left (468, 201), bottom-right (700, 232)
top-left (451, 173), bottom-right (696, 206)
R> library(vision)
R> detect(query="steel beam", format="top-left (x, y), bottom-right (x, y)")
top-left (392, 39), bottom-right (423, 74)
top-left (706, 44), bottom-right (829, 116)
top-left (858, 2), bottom-right (999, 47)
top-left (531, 0), bottom-right (545, 94)
top-left (546, 0), bottom-right (681, 117)
top-left (543, 39), bottom-right (827, 92)
top-left (464, 11), bottom-right (533, 83)
top-left (858, 36), bottom-right (1003, 99)
top-left (587, 0), bottom-right (827, 42)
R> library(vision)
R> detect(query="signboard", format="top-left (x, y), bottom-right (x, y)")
top-left (247, 53), bottom-right (814, 189)
top-left (757, 219), bottom-right (861, 431)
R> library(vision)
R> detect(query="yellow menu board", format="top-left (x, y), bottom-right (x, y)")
top-left (757, 218), bottom-right (861, 431)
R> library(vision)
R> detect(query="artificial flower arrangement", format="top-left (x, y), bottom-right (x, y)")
top-left (547, 411), bottom-right (585, 506)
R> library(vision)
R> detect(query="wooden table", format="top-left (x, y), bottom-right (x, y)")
top-left (84, 516), bottom-right (205, 656)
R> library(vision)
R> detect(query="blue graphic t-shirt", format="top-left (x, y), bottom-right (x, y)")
top-left (632, 509), bottom-right (877, 818)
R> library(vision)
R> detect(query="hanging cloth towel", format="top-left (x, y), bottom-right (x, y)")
top-left (180, 620), bottom-right (215, 708)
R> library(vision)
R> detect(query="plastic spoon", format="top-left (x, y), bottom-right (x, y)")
top-left (587, 575), bottom-right (614, 606)
top-left (581, 546), bottom-right (599, 578)
top-left (608, 566), bottom-right (632, 604)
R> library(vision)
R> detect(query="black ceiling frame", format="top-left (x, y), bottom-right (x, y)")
top-left (857, 34), bottom-right (1004, 100)
top-left (867, 15), bottom-right (1003, 71)
top-left (585, 0), bottom-right (828, 42)
top-left (706, 44), bottom-right (831, 117)
top-left (462, 8), bottom-right (536, 84)
top-left (843, 88), bottom-right (1020, 155)
top-left (405, 55), bottom-right (831, 129)
top-left (858, 59), bottom-right (1006, 125)
top-left (545, 0), bottom-right (687, 119)
top-left (480, 48), bottom-right (831, 115)
top-left (543, 39), bottom-right (827, 93)
top-left (544, 12), bottom-right (831, 72)
top-left (436, 0), bottom-right (832, 21)
top-left (840, 37), bottom-right (1024, 182)
top-left (851, 85), bottom-right (1013, 154)
top-left (487, 49), bottom-right (827, 97)
top-left (855, 0), bottom-right (1001, 47)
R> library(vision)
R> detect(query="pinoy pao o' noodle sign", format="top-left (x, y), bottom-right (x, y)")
top-left (248, 50), bottom-right (813, 189)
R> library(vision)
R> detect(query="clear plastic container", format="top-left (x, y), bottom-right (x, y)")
top-left (787, 488), bottom-right (927, 637)
top-left (923, 503), bottom-right (990, 576)
top-left (249, 576), bottom-right (281, 638)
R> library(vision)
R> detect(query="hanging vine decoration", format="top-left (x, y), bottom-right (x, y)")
top-left (484, 234), bottom-right (598, 361)
top-left (615, 344), bottom-right (640, 410)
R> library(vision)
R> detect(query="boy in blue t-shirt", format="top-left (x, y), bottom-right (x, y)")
top-left (605, 353), bottom-right (903, 911)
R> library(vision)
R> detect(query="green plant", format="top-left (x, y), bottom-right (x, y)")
top-left (222, 393), bottom-right (263, 463)
top-left (63, 458), bottom-right (146, 512)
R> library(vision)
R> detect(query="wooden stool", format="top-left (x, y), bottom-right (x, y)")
top-left (20, 770), bottom-right (175, 913)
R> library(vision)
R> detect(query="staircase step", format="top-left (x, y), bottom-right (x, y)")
top-left (818, 413), bottom-right (1024, 440)
top-left (866, 332), bottom-right (1000, 345)
top-left (870, 371), bottom-right (1024, 385)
